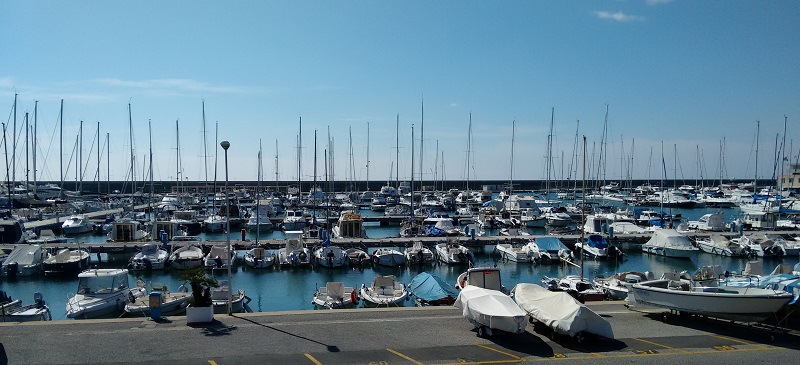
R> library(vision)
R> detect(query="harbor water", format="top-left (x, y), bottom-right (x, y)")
top-left (1, 204), bottom-right (797, 321)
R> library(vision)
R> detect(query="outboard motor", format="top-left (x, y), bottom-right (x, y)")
top-left (34, 292), bottom-right (44, 308)
top-left (5, 262), bottom-right (18, 280)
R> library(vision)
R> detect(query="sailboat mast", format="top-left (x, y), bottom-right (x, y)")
top-left (256, 139), bottom-right (262, 245)
top-left (176, 120), bottom-right (181, 190)
top-left (411, 124), bottom-right (415, 216)
top-left (33, 101), bottom-right (38, 196)
top-left (148, 120), bottom-right (153, 215)
top-left (365, 122), bottom-right (370, 191)
top-left (12, 93), bottom-right (16, 185)
top-left (25, 112), bottom-right (29, 189)
top-left (420, 96), bottom-right (424, 192)
top-left (755, 121), bottom-right (760, 197)
top-left (59, 99), bottom-right (64, 197)
top-left (510, 120), bottom-right (515, 197)
top-left (275, 139), bottom-right (279, 191)
top-left (96, 122), bottom-right (100, 193)
top-left (202, 101), bottom-right (208, 192)
top-left (546, 108), bottom-right (554, 204)
top-left (395, 114), bottom-right (399, 189)
top-left (298, 117), bottom-right (302, 199)
top-left (581, 136), bottom-right (586, 280)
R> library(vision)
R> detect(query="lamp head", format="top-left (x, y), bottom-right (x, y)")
top-left (220, 140), bottom-right (230, 150)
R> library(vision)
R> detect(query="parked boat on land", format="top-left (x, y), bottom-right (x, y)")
top-left (454, 285), bottom-right (526, 337)
top-left (455, 267), bottom-right (506, 293)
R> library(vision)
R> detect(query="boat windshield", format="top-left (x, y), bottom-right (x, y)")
top-left (76, 274), bottom-right (128, 295)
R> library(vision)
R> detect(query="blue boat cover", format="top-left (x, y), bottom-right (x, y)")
top-left (408, 272), bottom-right (459, 302)
top-left (535, 237), bottom-right (569, 253)
top-left (586, 235), bottom-right (608, 249)
top-left (724, 274), bottom-right (800, 305)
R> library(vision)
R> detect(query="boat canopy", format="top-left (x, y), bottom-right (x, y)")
top-left (408, 273), bottom-right (458, 302)
top-left (454, 286), bottom-right (526, 334)
top-left (645, 229), bottom-right (694, 248)
top-left (76, 271), bottom-right (129, 295)
top-left (535, 237), bottom-right (569, 253)
top-left (512, 283), bottom-right (614, 339)
top-left (586, 235), bottom-right (608, 249)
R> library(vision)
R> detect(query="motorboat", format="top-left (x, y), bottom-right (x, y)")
top-left (313, 245), bottom-right (348, 268)
top-left (331, 210), bottom-right (367, 238)
top-left (61, 214), bottom-right (93, 235)
top-left (731, 234), bottom-right (786, 257)
top-left (359, 275), bottom-right (408, 307)
top-left (66, 269), bottom-right (146, 319)
top-left (434, 240), bottom-right (474, 265)
top-left (278, 231), bottom-right (312, 267)
top-left (0, 218), bottom-right (26, 244)
top-left (574, 234), bottom-right (623, 260)
top-left (532, 237), bottom-right (574, 264)
top-left (281, 209), bottom-right (307, 231)
top-left (1, 244), bottom-right (45, 278)
top-left (128, 243), bottom-right (169, 271)
top-left (424, 217), bottom-right (463, 236)
top-left (203, 214), bottom-right (226, 233)
top-left (454, 285), bottom-right (527, 337)
top-left (593, 271), bottom-right (653, 300)
top-left (345, 248), bottom-right (371, 266)
top-left (245, 212), bottom-right (274, 232)
top-left (42, 248), bottom-right (90, 277)
top-left (124, 283), bottom-right (192, 316)
top-left (512, 283), bottom-right (614, 341)
top-left (1, 292), bottom-right (52, 322)
top-left (107, 219), bottom-right (150, 242)
top-left (695, 234), bottom-right (752, 257)
top-left (641, 229), bottom-right (699, 259)
top-left (687, 212), bottom-right (726, 231)
top-left (407, 272), bottom-right (459, 306)
top-left (628, 278), bottom-right (794, 322)
top-left (399, 217), bottom-right (427, 238)
top-left (519, 207), bottom-right (546, 228)
top-left (403, 241), bottom-right (434, 265)
top-left (243, 247), bottom-right (275, 269)
top-left (495, 242), bottom-right (532, 262)
top-left (210, 281), bottom-right (247, 314)
top-left (203, 245), bottom-right (235, 270)
top-left (371, 247), bottom-right (406, 267)
top-left (456, 267), bottom-right (506, 293)
top-left (167, 244), bottom-right (205, 270)
top-left (312, 282), bottom-right (357, 309)
top-left (542, 275), bottom-right (606, 302)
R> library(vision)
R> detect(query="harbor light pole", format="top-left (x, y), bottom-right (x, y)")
top-left (221, 140), bottom-right (232, 315)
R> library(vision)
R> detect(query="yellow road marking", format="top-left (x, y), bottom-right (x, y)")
top-left (632, 337), bottom-right (689, 353)
top-left (705, 334), bottom-right (769, 349)
top-left (387, 348), bottom-right (425, 365)
top-left (527, 345), bottom-right (780, 361)
top-left (475, 344), bottom-right (523, 360)
top-left (208, 361), bottom-right (218, 365)
top-left (304, 353), bottom-right (324, 365)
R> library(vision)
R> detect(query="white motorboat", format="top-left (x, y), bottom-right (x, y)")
top-left (128, 243), bottom-right (169, 271)
top-left (281, 209), bottom-right (307, 231)
top-left (203, 245), bottom-right (235, 270)
top-left (66, 269), bottom-right (146, 319)
top-left (42, 248), bottom-right (90, 277)
top-left (687, 212), bottom-right (726, 231)
top-left (61, 214), bottom-right (93, 235)
top-left (512, 283), bottom-right (614, 340)
top-left (331, 210), bottom-right (367, 238)
top-left (695, 234), bottom-right (752, 257)
top-left (360, 275), bottom-right (408, 307)
top-left (495, 243), bottom-right (532, 262)
top-left (313, 245), bottom-right (347, 268)
top-left (404, 241), bottom-right (434, 265)
top-left (641, 229), bottom-right (699, 258)
top-left (167, 244), bottom-right (205, 270)
top-left (371, 247), bottom-right (406, 267)
top-left (629, 279), bottom-right (793, 322)
top-left (532, 237), bottom-right (574, 264)
top-left (542, 275), bottom-right (605, 302)
top-left (124, 283), bottom-right (192, 316)
top-left (278, 231), bottom-right (312, 267)
top-left (107, 219), bottom-right (150, 242)
top-left (210, 281), bottom-right (247, 314)
top-left (245, 213), bottom-right (274, 232)
top-left (574, 234), bottom-right (623, 260)
top-left (312, 282), bottom-right (357, 309)
top-left (243, 247), bottom-right (275, 269)
top-left (454, 286), bottom-right (527, 337)
top-left (733, 233), bottom-right (787, 257)
top-left (345, 248), bottom-right (371, 266)
top-left (1, 292), bottom-right (52, 322)
top-left (434, 241), bottom-right (474, 265)
top-left (203, 214), bottom-right (227, 233)
top-left (594, 271), bottom-right (653, 300)
top-left (1, 244), bottom-right (45, 278)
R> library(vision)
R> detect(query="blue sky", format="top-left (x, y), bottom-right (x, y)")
top-left (2, 1), bottom-right (799, 186)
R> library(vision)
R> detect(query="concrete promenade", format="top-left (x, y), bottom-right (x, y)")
top-left (0, 303), bottom-right (797, 365)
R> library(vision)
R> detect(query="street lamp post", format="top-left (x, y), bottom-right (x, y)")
top-left (220, 140), bottom-right (232, 315)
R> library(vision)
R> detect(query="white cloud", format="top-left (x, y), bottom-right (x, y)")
top-left (594, 10), bottom-right (645, 22)
top-left (449, 103), bottom-right (459, 108)
top-left (645, 0), bottom-right (673, 5)
top-left (92, 78), bottom-right (252, 95)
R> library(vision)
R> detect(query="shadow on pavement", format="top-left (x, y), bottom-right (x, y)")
top-left (0, 342), bottom-right (7, 365)
top-left (232, 314), bottom-right (341, 352)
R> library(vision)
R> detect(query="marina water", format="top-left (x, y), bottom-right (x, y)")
top-left (2, 204), bottom-right (797, 321)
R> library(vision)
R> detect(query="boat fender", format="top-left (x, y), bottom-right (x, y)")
top-left (350, 289), bottom-right (358, 304)
top-left (459, 276), bottom-right (467, 289)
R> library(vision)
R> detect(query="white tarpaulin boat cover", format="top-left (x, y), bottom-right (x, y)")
top-left (454, 286), bottom-right (526, 334)
top-left (512, 283), bottom-right (614, 339)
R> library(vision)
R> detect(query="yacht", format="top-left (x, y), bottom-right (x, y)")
top-left (278, 231), bottom-right (312, 267)
top-left (281, 210), bottom-right (307, 231)
top-left (61, 214), bottom-right (93, 235)
top-left (66, 269), bottom-right (146, 319)
top-left (128, 243), bottom-right (169, 271)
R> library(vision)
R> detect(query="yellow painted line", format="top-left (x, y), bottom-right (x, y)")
top-left (304, 353), bottom-right (324, 365)
top-left (387, 348), bottom-right (425, 365)
top-left (439, 361), bottom-right (524, 365)
top-left (208, 361), bottom-right (218, 365)
top-left (526, 345), bottom-right (781, 361)
top-left (475, 344), bottom-right (524, 360)
top-left (632, 337), bottom-right (689, 353)
top-left (705, 334), bottom-right (769, 349)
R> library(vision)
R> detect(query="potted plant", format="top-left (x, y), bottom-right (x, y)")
top-left (180, 267), bottom-right (218, 325)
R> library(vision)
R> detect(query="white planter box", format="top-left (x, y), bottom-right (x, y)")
top-left (186, 305), bottom-right (214, 325)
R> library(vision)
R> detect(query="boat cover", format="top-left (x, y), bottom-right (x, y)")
top-left (407, 272), bottom-right (458, 302)
top-left (512, 283), bottom-right (614, 339)
top-left (4, 245), bottom-right (43, 266)
top-left (586, 235), bottom-right (608, 249)
top-left (454, 286), bottom-right (526, 334)
top-left (645, 229), bottom-right (694, 248)
top-left (723, 274), bottom-right (800, 305)
top-left (535, 237), bottom-right (569, 253)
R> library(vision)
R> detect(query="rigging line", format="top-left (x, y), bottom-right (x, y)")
top-left (80, 127), bottom-right (99, 181)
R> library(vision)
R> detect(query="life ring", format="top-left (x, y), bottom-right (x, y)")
top-left (350, 289), bottom-right (358, 304)
top-left (459, 276), bottom-right (467, 288)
